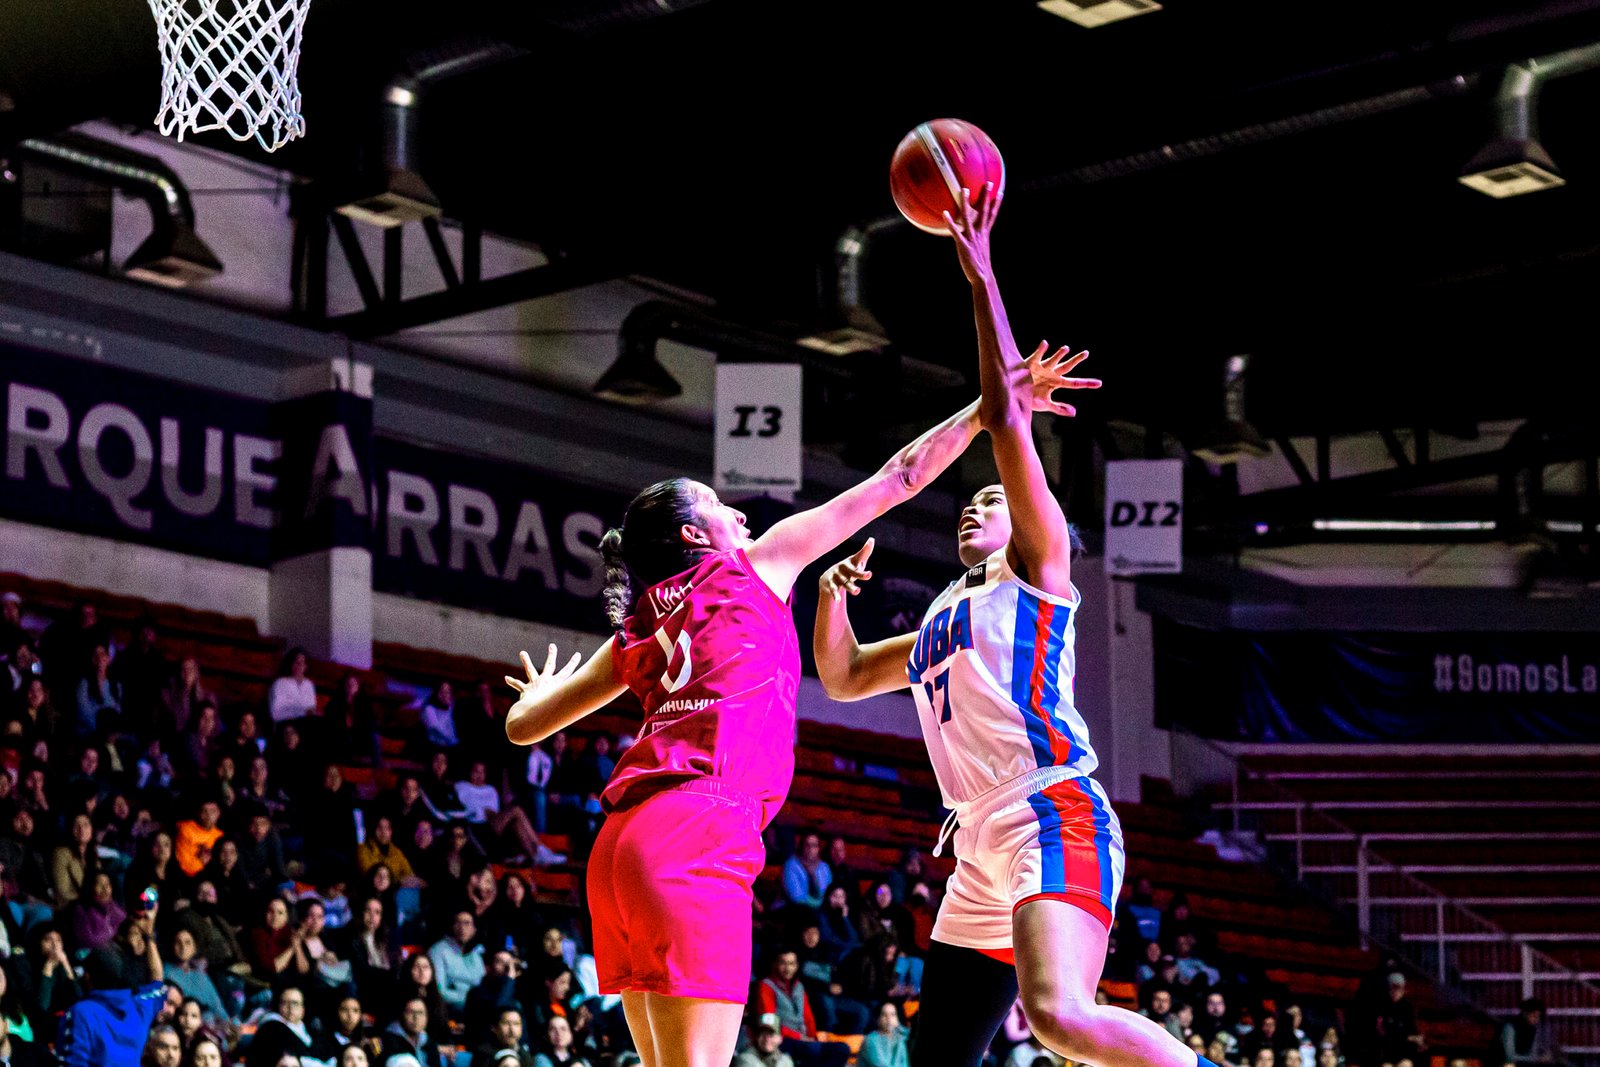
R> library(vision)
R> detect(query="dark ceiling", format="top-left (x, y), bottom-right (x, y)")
top-left (3, 0), bottom-right (1600, 439)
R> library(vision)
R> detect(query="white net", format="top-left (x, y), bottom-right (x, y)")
top-left (147, 0), bottom-right (312, 153)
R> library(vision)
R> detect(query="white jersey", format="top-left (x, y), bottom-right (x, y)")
top-left (905, 547), bottom-right (1099, 808)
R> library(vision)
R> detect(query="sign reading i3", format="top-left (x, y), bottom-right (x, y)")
top-left (713, 362), bottom-right (802, 502)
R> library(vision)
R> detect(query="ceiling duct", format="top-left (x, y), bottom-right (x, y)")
top-left (1459, 43), bottom-right (1600, 198)
top-left (335, 39), bottom-right (530, 227)
top-left (599, 299), bottom-right (865, 405)
top-left (14, 132), bottom-right (221, 287)
top-left (1189, 354), bottom-right (1269, 464)
top-left (798, 223), bottom-right (895, 357)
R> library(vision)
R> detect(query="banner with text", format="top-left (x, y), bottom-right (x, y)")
top-left (1154, 619), bottom-right (1600, 742)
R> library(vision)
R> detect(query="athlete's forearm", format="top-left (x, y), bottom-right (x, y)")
top-left (888, 399), bottom-right (983, 495)
top-left (813, 594), bottom-right (866, 699)
top-left (971, 276), bottom-right (1031, 431)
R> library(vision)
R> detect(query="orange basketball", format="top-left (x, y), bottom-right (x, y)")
top-left (889, 118), bottom-right (1006, 235)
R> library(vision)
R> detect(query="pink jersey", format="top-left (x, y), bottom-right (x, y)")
top-left (602, 548), bottom-right (800, 828)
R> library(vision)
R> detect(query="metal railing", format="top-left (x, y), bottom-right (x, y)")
top-left (1170, 729), bottom-right (1600, 1066)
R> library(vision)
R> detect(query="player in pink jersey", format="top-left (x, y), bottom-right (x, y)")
top-left (501, 362), bottom-right (1080, 1067)
top-left (814, 182), bottom-right (1219, 1067)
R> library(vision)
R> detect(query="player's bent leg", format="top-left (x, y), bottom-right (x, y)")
top-left (641, 992), bottom-right (745, 1067)
top-left (621, 991), bottom-right (657, 1067)
top-left (1014, 898), bottom-right (1197, 1067)
top-left (909, 939), bottom-right (1020, 1067)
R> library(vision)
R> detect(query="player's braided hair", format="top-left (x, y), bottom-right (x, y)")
top-left (600, 477), bottom-right (708, 631)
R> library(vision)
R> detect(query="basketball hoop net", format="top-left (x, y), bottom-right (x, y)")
top-left (147, 0), bottom-right (312, 153)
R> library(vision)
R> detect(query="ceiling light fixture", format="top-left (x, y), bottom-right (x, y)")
top-left (1037, 0), bottom-right (1161, 28)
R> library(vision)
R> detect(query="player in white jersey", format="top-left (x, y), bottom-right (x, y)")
top-left (814, 182), bottom-right (1217, 1067)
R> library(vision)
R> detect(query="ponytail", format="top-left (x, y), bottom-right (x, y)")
top-left (600, 527), bottom-right (631, 632)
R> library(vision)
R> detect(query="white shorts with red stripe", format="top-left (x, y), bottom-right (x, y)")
top-left (933, 765), bottom-right (1125, 954)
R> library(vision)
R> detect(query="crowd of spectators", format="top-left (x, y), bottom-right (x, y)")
top-left (0, 589), bottom-right (1543, 1067)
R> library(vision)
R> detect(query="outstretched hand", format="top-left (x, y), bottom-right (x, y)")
top-left (505, 645), bottom-right (582, 706)
top-left (1023, 341), bottom-right (1101, 418)
top-left (944, 180), bottom-right (1001, 284)
top-left (819, 538), bottom-right (875, 602)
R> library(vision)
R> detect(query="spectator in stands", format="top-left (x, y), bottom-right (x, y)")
top-left (52, 812), bottom-right (100, 906)
top-left (174, 880), bottom-right (245, 975)
top-left (247, 986), bottom-right (317, 1067)
top-left (1118, 877), bottom-right (1163, 945)
top-left (471, 1006), bottom-right (532, 1067)
top-left (1197, 991), bottom-right (1238, 1054)
top-left (238, 811), bottom-right (289, 892)
top-left (375, 777), bottom-right (432, 851)
top-left (793, 923), bottom-right (866, 1037)
top-left (464, 953), bottom-right (522, 1050)
top-left (523, 738), bottom-right (553, 834)
top-left (56, 943), bottom-right (166, 1067)
top-left (1163, 891), bottom-right (1211, 954)
top-left (1173, 931), bottom-right (1220, 993)
top-left (172, 998), bottom-right (207, 1052)
top-left (575, 734), bottom-right (614, 795)
top-left (862, 881), bottom-right (913, 952)
top-left (388, 950), bottom-right (444, 1030)
top-left (858, 1002), bottom-right (909, 1067)
top-left (70, 871), bottom-right (127, 951)
top-left (425, 755), bottom-right (471, 826)
top-left (159, 659), bottom-right (214, 742)
top-left (429, 910), bottom-right (486, 1017)
top-left (201, 838), bottom-right (251, 924)
top-left (757, 949), bottom-right (850, 1067)
top-left (176, 801), bottom-right (224, 879)
top-left (239, 757), bottom-right (291, 821)
top-left (143, 1025), bottom-right (184, 1067)
top-left (1501, 998), bottom-right (1561, 1067)
top-left (322, 994), bottom-right (383, 1062)
top-left (269, 650), bottom-right (317, 725)
top-left (111, 617), bottom-right (170, 737)
top-left (185, 1034), bottom-right (226, 1067)
top-left (181, 704), bottom-right (224, 776)
top-left (455, 683), bottom-right (503, 773)
top-left (489, 873), bottom-right (543, 954)
top-left (0, 594), bottom-right (28, 660)
top-left (41, 601), bottom-right (109, 695)
top-left (356, 817), bottom-right (415, 883)
top-left (1142, 988), bottom-right (1174, 1027)
top-left (455, 760), bottom-right (558, 866)
top-left (1167, 1001), bottom-right (1196, 1044)
top-left (734, 1014), bottom-right (795, 1067)
top-left (542, 733), bottom-right (588, 831)
top-left (9, 674), bottom-right (58, 747)
top-left (0, 1012), bottom-right (47, 1067)
top-left (883, 851), bottom-right (923, 905)
top-left (1314, 1047), bottom-right (1340, 1067)
top-left (780, 831), bottom-right (831, 910)
top-left (164, 929), bottom-right (229, 1025)
top-left (531, 1015), bottom-right (590, 1067)
top-left (76, 644), bottom-right (123, 738)
top-left (824, 838), bottom-right (862, 905)
top-left (817, 885), bottom-right (860, 964)
top-left (1374, 972), bottom-right (1426, 1065)
top-left (419, 684), bottom-right (459, 751)
top-left (344, 895), bottom-right (399, 1003)
top-left (249, 897), bottom-right (311, 980)
top-left (436, 823), bottom-right (489, 892)
top-left (383, 997), bottom-right (446, 1067)
top-left (301, 764), bottom-right (360, 884)
top-left (325, 675), bottom-right (379, 768)
top-left (225, 710), bottom-right (266, 766)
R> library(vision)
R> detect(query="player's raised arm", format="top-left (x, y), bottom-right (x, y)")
top-left (944, 182), bottom-right (1100, 597)
top-left (504, 642), bottom-right (625, 746)
top-left (745, 400), bottom-right (984, 600)
top-left (812, 538), bottom-right (918, 701)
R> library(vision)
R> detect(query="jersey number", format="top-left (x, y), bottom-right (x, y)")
top-left (923, 671), bottom-right (953, 725)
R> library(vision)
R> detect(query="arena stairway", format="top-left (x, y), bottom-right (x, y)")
top-left (1225, 751), bottom-right (1600, 1064)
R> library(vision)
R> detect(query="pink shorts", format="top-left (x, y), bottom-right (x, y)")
top-left (586, 779), bottom-right (765, 1002)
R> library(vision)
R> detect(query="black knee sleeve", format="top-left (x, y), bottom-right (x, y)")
top-left (910, 940), bottom-right (1020, 1067)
